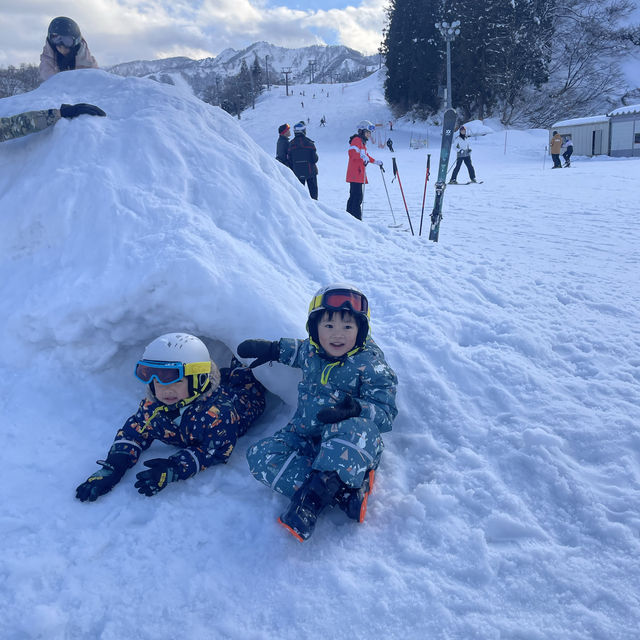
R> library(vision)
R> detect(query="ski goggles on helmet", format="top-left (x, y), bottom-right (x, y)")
top-left (49, 34), bottom-right (79, 47)
top-left (134, 360), bottom-right (211, 385)
top-left (309, 289), bottom-right (369, 316)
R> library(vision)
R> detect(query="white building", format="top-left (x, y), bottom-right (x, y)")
top-left (551, 103), bottom-right (640, 158)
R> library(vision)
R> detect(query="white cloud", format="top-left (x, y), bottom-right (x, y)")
top-left (0, 0), bottom-right (387, 68)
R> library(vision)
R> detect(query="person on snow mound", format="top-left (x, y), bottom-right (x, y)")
top-left (238, 284), bottom-right (398, 542)
top-left (76, 333), bottom-right (266, 502)
top-left (346, 120), bottom-right (383, 220)
top-left (0, 104), bottom-right (106, 143)
top-left (287, 121), bottom-right (319, 200)
top-left (39, 16), bottom-right (98, 81)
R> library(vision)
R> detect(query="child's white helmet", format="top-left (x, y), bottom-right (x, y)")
top-left (357, 120), bottom-right (375, 133)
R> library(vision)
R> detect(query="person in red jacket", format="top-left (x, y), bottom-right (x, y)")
top-left (346, 120), bottom-right (383, 220)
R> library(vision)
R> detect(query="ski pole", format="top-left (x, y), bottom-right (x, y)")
top-left (391, 157), bottom-right (415, 236)
top-left (418, 154), bottom-right (431, 236)
top-left (379, 164), bottom-right (398, 226)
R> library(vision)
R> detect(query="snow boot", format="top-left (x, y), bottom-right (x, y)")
top-left (336, 469), bottom-right (375, 523)
top-left (448, 179), bottom-right (457, 184)
top-left (278, 471), bottom-right (343, 541)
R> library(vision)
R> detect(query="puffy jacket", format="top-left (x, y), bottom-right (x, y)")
top-left (276, 337), bottom-right (397, 439)
top-left (287, 133), bottom-right (318, 178)
top-left (39, 39), bottom-right (98, 81)
top-left (346, 133), bottom-right (375, 184)
top-left (276, 134), bottom-right (290, 166)
top-left (105, 363), bottom-right (265, 480)
top-left (455, 133), bottom-right (472, 158)
top-left (0, 109), bottom-right (61, 143)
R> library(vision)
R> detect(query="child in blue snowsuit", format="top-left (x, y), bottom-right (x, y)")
top-left (76, 333), bottom-right (266, 501)
top-left (238, 284), bottom-right (398, 541)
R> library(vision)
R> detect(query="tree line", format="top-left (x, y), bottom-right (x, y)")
top-left (381, 0), bottom-right (640, 126)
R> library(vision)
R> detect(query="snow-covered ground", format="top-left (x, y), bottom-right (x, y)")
top-left (1, 68), bottom-right (639, 640)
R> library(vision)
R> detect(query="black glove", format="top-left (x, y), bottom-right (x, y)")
top-left (134, 458), bottom-right (179, 496)
top-left (237, 339), bottom-right (280, 368)
top-left (316, 395), bottom-right (362, 424)
top-left (60, 103), bottom-right (106, 119)
top-left (75, 453), bottom-right (129, 502)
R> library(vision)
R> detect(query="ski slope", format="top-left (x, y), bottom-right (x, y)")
top-left (0, 69), bottom-right (639, 640)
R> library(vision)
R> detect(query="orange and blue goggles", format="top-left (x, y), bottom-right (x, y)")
top-left (135, 360), bottom-right (211, 385)
top-left (309, 289), bottom-right (369, 316)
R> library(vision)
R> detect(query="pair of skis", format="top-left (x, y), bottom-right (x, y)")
top-left (384, 108), bottom-right (457, 241)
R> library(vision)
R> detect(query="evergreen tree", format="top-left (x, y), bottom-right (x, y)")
top-left (382, 0), bottom-right (443, 114)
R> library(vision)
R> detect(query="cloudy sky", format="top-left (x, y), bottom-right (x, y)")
top-left (1, 0), bottom-right (389, 68)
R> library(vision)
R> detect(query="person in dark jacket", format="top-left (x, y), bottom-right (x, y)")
top-left (276, 123), bottom-right (291, 166)
top-left (75, 333), bottom-right (266, 502)
top-left (287, 121), bottom-right (319, 200)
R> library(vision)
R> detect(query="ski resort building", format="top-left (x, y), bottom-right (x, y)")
top-left (608, 104), bottom-right (640, 157)
top-left (551, 103), bottom-right (640, 157)
top-left (550, 115), bottom-right (610, 157)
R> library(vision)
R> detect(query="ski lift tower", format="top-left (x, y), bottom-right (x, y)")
top-left (435, 20), bottom-right (461, 109)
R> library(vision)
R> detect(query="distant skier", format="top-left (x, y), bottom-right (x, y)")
top-left (39, 16), bottom-right (98, 81)
top-left (0, 104), bottom-right (106, 143)
top-left (448, 125), bottom-right (477, 184)
top-left (550, 131), bottom-right (563, 169)
top-left (75, 333), bottom-right (266, 502)
top-left (386, 138), bottom-right (394, 152)
top-left (346, 120), bottom-right (383, 220)
top-left (276, 123), bottom-right (291, 166)
top-left (238, 283), bottom-right (398, 541)
top-left (563, 135), bottom-right (574, 167)
top-left (320, 115), bottom-right (326, 127)
top-left (287, 121), bottom-right (319, 200)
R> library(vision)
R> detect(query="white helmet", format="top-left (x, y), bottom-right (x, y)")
top-left (357, 120), bottom-right (375, 133)
top-left (138, 333), bottom-right (212, 398)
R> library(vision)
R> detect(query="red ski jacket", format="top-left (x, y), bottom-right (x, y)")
top-left (346, 134), bottom-right (376, 184)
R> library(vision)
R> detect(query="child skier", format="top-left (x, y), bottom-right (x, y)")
top-left (238, 284), bottom-right (398, 541)
top-left (75, 333), bottom-right (266, 502)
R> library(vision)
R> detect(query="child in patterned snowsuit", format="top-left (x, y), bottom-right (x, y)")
top-left (76, 333), bottom-right (266, 502)
top-left (238, 284), bottom-right (397, 541)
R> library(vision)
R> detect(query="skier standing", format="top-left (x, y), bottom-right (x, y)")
top-left (448, 125), bottom-right (477, 184)
top-left (39, 16), bottom-right (98, 81)
top-left (346, 120), bottom-right (383, 220)
top-left (238, 284), bottom-right (398, 542)
top-left (276, 123), bottom-right (291, 166)
top-left (287, 121), bottom-right (319, 200)
top-left (562, 135), bottom-right (574, 167)
top-left (550, 131), bottom-right (563, 169)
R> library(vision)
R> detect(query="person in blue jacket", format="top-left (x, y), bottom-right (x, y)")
top-left (76, 333), bottom-right (266, 501)
top-left (238, 284), bottom-right (398, 541)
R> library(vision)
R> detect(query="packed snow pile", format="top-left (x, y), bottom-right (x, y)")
top-left (0, 69), bottom-right (639, 640)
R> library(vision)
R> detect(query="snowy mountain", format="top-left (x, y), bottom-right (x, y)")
top-left (0, 68), bottom-right (639, 639)
top-left (107, 41), bottom-right (380, 93)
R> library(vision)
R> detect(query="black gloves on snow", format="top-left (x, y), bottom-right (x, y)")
top-left (316, 395), bottom-right (362, 424)
top-left (237, 339), bottom-right (280, 368)
top-left (134, 458), bottom-right (179, 496)
top-left (75, 453), bottom-right (129, 502)
top-left (59, 103), bottom-right (106, 119)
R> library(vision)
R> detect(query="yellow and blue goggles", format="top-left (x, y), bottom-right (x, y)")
top-left (308, 289), bottom-right (369, 317)
top-left (135, 360), bottom-right (211, 385)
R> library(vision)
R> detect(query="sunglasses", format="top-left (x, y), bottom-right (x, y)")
top-left (50, 34), bottom-right (78, 47)
top-left (309, 289), bottom-right (369, 315)
top-left (134, 360), bottom-right (211, 385)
